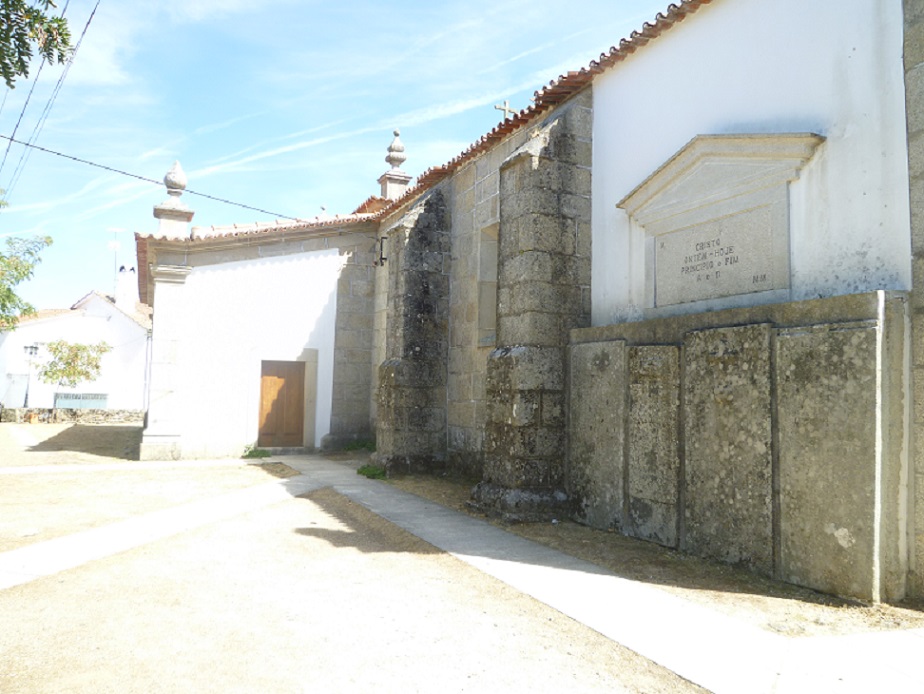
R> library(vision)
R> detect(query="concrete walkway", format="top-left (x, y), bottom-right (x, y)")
top-left (3, 454), bottom-right (923, 693)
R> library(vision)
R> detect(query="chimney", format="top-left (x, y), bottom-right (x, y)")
top-left (153, 161), bottom-right (195, 238)
top-left (115, 266), bottom-right (138, 312)
top-left (378, 130), bottom-right (412, 200)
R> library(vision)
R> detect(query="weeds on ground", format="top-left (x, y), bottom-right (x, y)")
top-left (357, 464), bottom-right (387, 480)
top-left (242, 445), bottom-right (272, 459)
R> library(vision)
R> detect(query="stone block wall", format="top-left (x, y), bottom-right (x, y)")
top-left (375, 190), bottom-right (451, 473)
top-left (626, 346), bottom-right (680, 547)
top-left (569, 292), bottom-right (910, 602)
top-left (0, 408), bottom-right (144, 424)
top-left (683, 324), bottom-right (774, 575)
top-left (325, 236), bottom-right (377, 448)
top-left (445, 129), bottom-right (529, 477)
top-left (476, 90), bottom-right (593, 517)
top-left (904, 0), bottom-right (924, 597)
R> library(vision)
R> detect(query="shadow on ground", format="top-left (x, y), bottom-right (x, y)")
top-left (294, 487), bottom-right (441, 555)
top-left (28, 425), bottom-right (143, 460)
top-left (293, 469), bottom-right (924, 635)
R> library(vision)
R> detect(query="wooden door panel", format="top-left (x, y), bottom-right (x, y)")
top-left (258, 361), bottom-right (304, 447)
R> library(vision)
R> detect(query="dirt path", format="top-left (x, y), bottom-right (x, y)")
top-left (0, 423), bottom-right (703, 692)
top-left (387, 474), bottom-right (924, 638)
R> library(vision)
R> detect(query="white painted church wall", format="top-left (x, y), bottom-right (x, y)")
top-left (0, 300), bottom-right (148, 410)
top-left (591, 0), bottom-right (911, 323)
top-left (175, 249), bottom-right (344, 455)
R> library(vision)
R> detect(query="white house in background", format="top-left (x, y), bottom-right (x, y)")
top-left (0, 268), bottom-right (152, 410)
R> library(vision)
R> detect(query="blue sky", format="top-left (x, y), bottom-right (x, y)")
top-left (1, 0), bottom-right (670, 309)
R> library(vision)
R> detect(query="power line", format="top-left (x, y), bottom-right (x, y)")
top-left (5, 0), bottom-right (91, 199)
top-left (0, 60), bottom-right (47, 179)
top-left (0, 0), bottom-right (75, 184)
top-left (0, 133), bottom-right (301, 220)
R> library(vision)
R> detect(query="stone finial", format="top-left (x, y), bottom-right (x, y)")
top-left (378, 129), bottom-right (412, 201)
top-left (164, 160), bottom-right (188, 194)
top-left (153, 160), bottom-right (195, 238)
top-left (386, 130), bottom-right (407, 170)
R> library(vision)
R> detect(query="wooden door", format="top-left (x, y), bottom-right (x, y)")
top-left (258, 361), bottom-right (305, 447)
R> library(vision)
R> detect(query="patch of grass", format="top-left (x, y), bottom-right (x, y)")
top-left (344, 439), bottom-right (376, 452)
top-left (357, 464), bottom-right (387, 480)
top-left (242, 445), bottom-right (272, 459)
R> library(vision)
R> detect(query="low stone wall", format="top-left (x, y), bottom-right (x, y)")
top-left (0, 408), bottom-right (144, 425)
top-left (569, 291), bottom-right (910, 602)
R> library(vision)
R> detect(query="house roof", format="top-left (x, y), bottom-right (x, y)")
top-left (11, 292), bottom-right (152, 332)
top-left (135, 0), bottom-right (713, 287)
top-left (14, 308), bottom-right (71, 325)
top-left (71, 291), bottom-right (153, 331)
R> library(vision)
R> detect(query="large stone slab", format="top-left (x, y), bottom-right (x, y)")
top-left (682, 324), bottom-right (773, 574)
top-left (569, 341), bottom-right (626, 530)
top-left (626, 346), bottom-right (680, 547)
top-left (776, 322), bottom-right (879, 600)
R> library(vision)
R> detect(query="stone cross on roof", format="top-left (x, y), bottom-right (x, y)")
top-left (494, 100), bottom-right (516, 120)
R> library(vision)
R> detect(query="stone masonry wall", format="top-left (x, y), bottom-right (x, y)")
top-left (1, 408), bottom-right (144, 424)
top-left (376, 190), bottom-right (451, 473)
top-left (904, 0), bottom-right (924, 598)
top-left (325, 236), bottom-right (377, 447)
top-left (445, 129), bottom-right (529, 477)
top-left (569, 292), bottom-right (909, 602)
top-left (475, 90), bottom-right (593, 518)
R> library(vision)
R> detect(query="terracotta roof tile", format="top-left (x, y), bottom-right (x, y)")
top-left (14, 308), bottom-right (71, 325)
top-left (352, 195), bottom-right (390, 214)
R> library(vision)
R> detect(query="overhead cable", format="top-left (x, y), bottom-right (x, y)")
top-left (6, 1), bottom-right (96, 198)
top-left (0, 133), bottom-right (301, 221)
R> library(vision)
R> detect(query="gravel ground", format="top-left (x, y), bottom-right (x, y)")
top-left (0, 423), bottom-right (703, 693)
top-left (390, 474), bottom-right (924, 638)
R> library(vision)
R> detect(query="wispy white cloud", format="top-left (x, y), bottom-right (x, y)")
top-left (3, 174), bottom-right (113, 214)
top-left (72, 184), bottom-right (154, 222)
top-left (62, 3), bottom-right (145, 87)
top-left (194, 111), bottom-right (266, 136)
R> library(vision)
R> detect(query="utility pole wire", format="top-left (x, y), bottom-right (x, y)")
top-left (5, 0), bottom-right (90, 198)
top-left (0, 134), bottom-right (301, 221)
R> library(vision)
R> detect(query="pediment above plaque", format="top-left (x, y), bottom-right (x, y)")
top-left (618, 133), bottom-right (824, 309)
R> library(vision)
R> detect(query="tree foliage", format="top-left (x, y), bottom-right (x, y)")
top-left (0, 234), bottom-right (51, 331)
top-left (38, 340), bottom-right (111, 389)
top-left (0, 0), bottom-right (71, 89)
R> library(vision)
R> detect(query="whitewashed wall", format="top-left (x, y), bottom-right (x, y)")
top-left (0, 298), bottom-right (148, 409)
top-left (174, 249), bottom-right (345, 454)
top-left (591, 0), bottom-right (910, 323)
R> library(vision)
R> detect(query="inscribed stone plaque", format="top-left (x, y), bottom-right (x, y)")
top-left (618, 135), bottom-right (823, 312)
top-left (776, 323), bottom-right (877, 601)
top-left (569, 341), bottom-right (626, 530)
top-left (627, 346), bottom-right (680, 547)
top-left (654, 201), bottom-right (787, 307)
top-left (683, 324), bottom-right (773, 574)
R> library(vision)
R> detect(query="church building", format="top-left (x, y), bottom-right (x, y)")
top-left (137, 0), bottom-right (924, 604)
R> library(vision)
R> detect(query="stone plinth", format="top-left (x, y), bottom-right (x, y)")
top-left (776, 322), bottom-right (878, 599)
top-left (569, 341), bottom-right (627, 529)
top-left (568, 291), bottom-right (910, 601)
top-left (682, 323), bottom-right (774, 574)
top-left (627, 346), bottom-right (680, 547)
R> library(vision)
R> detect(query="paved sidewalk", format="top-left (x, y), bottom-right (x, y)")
top-left (3, 454), bottom-right (924, 692)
